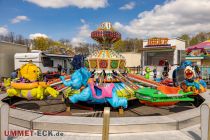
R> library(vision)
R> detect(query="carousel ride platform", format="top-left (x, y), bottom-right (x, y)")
top-left (1, 93), bottom-right (197, 117)
top-left (1, 90), bottom-right (209, 140)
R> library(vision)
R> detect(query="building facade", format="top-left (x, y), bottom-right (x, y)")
top-left (120, 52), bottom-right (141, 67)
top-left (0, 41), bottom-right (28, 80)
top-left (141, 38), bottom-right (186, 78)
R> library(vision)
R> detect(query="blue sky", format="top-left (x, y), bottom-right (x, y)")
top-left (1, 0), bottom-right (210, 46)
top-left (0, 0), bottom-right (165, 40)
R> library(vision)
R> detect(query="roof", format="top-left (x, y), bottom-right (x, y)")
top-left (187, 40), bottom-right (210, 50)
top-left (15, 52), bottom-right (73, 59)
top-left (138, 47), bottom-right (174, 52)
top-left (15, 53), bottom-right (40, 59)
top-left (43, 53), bottom-right (73, 58)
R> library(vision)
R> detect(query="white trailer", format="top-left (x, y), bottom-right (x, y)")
top-left (14, 50), bottom-right (73, 73)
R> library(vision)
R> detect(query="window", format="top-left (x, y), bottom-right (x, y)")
top-left (42, 57), bottom-right (53, 67)
top-left (145, 51), bottom-right (174, 65)
top-left (178, 50), bottom-right (186, 65)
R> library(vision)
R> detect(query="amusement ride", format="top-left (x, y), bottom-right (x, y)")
top-left (1, 22), bottom-right (207, 115)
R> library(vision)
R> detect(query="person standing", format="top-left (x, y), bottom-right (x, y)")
top-left (153, 66), bottom-right (157, 81)
top-left (57, 64), bottom-right (62, 75)
top-left (164, 59), bottom-right (170, 73)
top-left (10, 69), bottom-right (19, 79)
top-left (162, 59), bottom-right (171, 79)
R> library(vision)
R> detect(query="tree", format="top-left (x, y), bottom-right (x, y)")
top-left (2, 31), bottom-right (210, 52)
top-left (15, 34), bottom-right (25, 45)
top-left (113, 38), bottom-right (143, 52)
top-left (59, 39), bottom-right (71, 46)
top-left (129, 38), bottom-right (143, 52)
top-left (74, 43), bottom-right (89, 56)
top-left (8, 32), bottom-right (15, 43)
top-left (189, 37), bottom-right (199, 46)
top-left (179, 34), bottom-right (190, 47)
top-left (113, 39), bottom-right (125, 52)
top-left (196, 32), bottom-right (207, 42)
top-left (32, 37), bottom-right (50, 51)
top-left (189, 32), bottom-right (210, 46)
top-left (86, 43), bottom-right (99, 52)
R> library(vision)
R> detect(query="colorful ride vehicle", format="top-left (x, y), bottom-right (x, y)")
top-left (181, 66), bottom-right (207, 95)
top-left (135, 87), bottom-right (194, 106)
top-left (0, 78), bottom-right (11, 91)
top-left (60, 67), bottom-right (128, 108)
top-left (6, 62), bottom-right (60, 100)
top-left (172, 61), bottom-right (193, 86)
top-left (173, 60), bottom-right (207, 95)
top-left (19, 62), bottom-right (42, 81)
top-left (7, 86), bottom-right (58, 100)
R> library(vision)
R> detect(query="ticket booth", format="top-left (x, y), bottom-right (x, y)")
top-left (186, 40), bottom-right (210, 81)
top-left (141, 38), bottom-right (186, 78)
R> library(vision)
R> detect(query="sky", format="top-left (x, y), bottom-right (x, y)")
top-left (0, 0), bottom-right (210, 46)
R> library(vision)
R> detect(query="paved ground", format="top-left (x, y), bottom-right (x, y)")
top-left (9, 124), bottom-right (201, 140)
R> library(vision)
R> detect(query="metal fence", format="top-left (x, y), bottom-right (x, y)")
top-left (127, 66), bottom-right (142, 74)
top-left (128, 65), bottom-right (210, 84)
top-left (0, 101), bottom-right (9, 140)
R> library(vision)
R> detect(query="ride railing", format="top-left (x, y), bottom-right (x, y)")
top-left (102, 107), bottom-right (110, 140)
top-left (128, 65), bottom-right (210, 82)
top-left (0, 100), bottom-right (9, 140)
top-left (126, 66), bottom-right (143, 74)
top-left (1, 99), bottom-right (209, 139)
top-left (0, 102), bottom-right (110, 140)
top-left (201, 103), bottom-right (210, 140)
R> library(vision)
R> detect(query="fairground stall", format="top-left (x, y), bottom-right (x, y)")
top-left (141, 38), bottom-right (186, 78)
top-left (186, 40), bottom-right (210, 82)
top-left (186, 40), bottom-right (210, 65)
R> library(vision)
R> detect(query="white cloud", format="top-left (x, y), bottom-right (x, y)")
top-left (11, 16), bottom-right (29, 24)
top-left (80, 19), bottom-right (86, 24)
top-left (29, 33), bottom-right (48, 39)
top-left (114, 0), bottom-right (210, 38)
top-left (71, 20), bottom-right (91, 47)
top-left (0, 26), bottom-right (9, 36)
top-left (26, 0), bottom-right (108, 9)
top-left (119, 2), bottom-right (135, 10)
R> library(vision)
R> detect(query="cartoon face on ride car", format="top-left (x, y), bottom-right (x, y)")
top-left (145, 67), bottom-right (151, 73)
top-left (19, 63), bottom-right (41, 81)
top-left (184, 66), bottom-right (196, 80)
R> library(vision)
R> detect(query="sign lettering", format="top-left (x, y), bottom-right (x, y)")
top-left (147, 38), bottom-right (169, 46)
